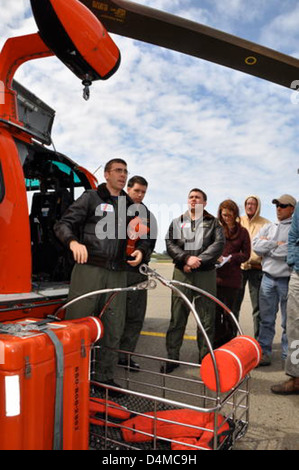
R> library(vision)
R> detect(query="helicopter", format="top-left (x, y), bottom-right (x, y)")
top-left (0, 0), bottom-right (298, 323)
top-left (0, 0), bottom-right (120, 321)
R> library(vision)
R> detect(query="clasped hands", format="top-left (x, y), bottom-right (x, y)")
top-left (183, 256), bottom-right (201, 273)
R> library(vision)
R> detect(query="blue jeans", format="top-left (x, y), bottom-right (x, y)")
top-left (258, 273), bottom-right (289, 359)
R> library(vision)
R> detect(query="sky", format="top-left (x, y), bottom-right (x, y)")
top-left (1, 0), bottom-right (299, 252)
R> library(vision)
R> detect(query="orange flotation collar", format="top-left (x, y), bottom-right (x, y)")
top-left (89, 397), bottom-right (132, 427)
top-left (121, 409), bottom-right (233, 450)
top-left (89, 396), bottom-right (233, 450)
top-left (170, 414), bottom-right (232, 450)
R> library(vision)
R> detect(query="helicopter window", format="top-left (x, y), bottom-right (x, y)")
top-left (51, 161), bottom-right (81, 184)
top-left (0, 161), bottom-right (4, 203)
top-left (16, 141), bottom-right (30, 166)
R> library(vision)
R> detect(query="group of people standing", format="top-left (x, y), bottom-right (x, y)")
top-left (164, 189), bottom-right (299, 395)
top-left (54, 158), bottom-right (299, 396)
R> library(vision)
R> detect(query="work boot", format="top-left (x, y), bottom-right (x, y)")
top-left (270, 377), bottom-right (299, 395)
top-left (258, 354), bottom-right (271, 367)
top-left (160, 361), bottom-right (179, 374)
top-left (118, 358), bottom-right (140, 372)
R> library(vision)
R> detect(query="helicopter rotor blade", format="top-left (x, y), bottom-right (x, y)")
top-left (80, 0), bottom-right (299, 89)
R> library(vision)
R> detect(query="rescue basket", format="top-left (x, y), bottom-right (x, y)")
top-left (78, 264), bottom-right (252, 451)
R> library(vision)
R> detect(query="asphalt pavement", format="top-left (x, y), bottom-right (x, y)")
top-left (135, 262), bottom-right (299, 451)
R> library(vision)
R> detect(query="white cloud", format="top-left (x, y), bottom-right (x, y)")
top-left (0, 2), bottom-right (35, 48)
top-left (260, 3), bottom-right (299, 55)
top-left (2, 1), bottom-right (298, 253)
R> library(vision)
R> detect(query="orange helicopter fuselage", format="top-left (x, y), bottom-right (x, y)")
top-left (0, 0), bottom-right (120, 320)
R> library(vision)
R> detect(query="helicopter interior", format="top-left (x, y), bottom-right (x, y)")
top-left (20, 140), bottom-right (91, 287)
top-left (4, 81), bottom-right (93, 292)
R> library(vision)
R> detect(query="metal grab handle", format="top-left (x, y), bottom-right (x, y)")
top-left (139, 264), bottom-right (244, 397)
top-left (140, 263), bottom-right (243, 334)
top-left (171, 280), bottom-right (243, 336)
top-left (54, 280), bottom-right (157, 318)
top-left (54, 263), bottom-right (242, 396)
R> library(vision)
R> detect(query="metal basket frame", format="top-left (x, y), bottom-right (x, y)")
top-left (56, 264), bottom-right (250, 451)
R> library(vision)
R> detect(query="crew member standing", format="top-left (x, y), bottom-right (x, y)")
top-left (54, 159), bottom-right (151, 390)
top-left (119, 176), bottom-right (157, 371)
top-left (163, 188), bottom-right (225, 373)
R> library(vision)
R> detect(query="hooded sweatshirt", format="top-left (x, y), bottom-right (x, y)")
top-left (252, 217), bottom-right (293, 278)
top-left (240, 195), bottom-right (270, 270)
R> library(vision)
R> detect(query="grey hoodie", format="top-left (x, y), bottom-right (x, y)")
top-left (253, 218), bottom-right (293, 278)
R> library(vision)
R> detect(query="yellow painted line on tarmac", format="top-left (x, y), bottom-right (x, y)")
top-left (141, 331), bottom-right (196, 341)
top-left (141, 331), bottom-right (165, 338)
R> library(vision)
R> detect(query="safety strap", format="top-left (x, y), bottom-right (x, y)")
top-left (43, 328), bottom-right (64, 451)
top-left (0, 318), bottom-right (64, 450)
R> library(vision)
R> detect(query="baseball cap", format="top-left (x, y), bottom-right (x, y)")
top-left (272, 194), bottom-right (297, 207)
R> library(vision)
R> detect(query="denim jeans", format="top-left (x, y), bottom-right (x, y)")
top-left (258, 273), bottom-right (289, 359)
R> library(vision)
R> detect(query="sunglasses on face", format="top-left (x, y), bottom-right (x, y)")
top-left (276, 203), bottom-right (291, 209)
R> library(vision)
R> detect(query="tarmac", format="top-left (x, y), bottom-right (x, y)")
top-left (134, 262), bottom-right (299, 451)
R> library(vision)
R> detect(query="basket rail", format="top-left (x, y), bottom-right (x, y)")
top-left (55, 263), bottom-right (245, 397)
